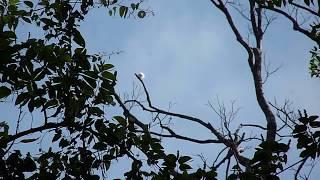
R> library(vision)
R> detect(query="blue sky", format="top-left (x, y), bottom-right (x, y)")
top-left (1, 0), bottom-right (320, 179)
top-left (80, 0), bottom-right (320, 178)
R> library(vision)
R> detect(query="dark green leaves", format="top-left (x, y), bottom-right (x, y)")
top-left (304, 0), bottom-right (311, 6)
top-left (310, 47), bottom-right (320, 77)
top-left (114, 116), bottom-right (127, 126)
top-left (138, 10), bottom-right (146, 18)
top-left (22, 16), bottom-right (31, 23)
top-left (9, 0), bottom-right (19, 5)
top-left (0, 86), bottom-right (11, 99)
top-left (244, 140), bottom-right (290, 179)
top-left (103, 64), bottom-right (114, 70)
top-left (24, 1), bottom-right (33, 8)
top-left (0, 121), bottom-right (9, 139)
top-left (119, 6), bottom-right (128, 18)
top-left (163, 154), bottom-right (177, 168)
top-left (0, 0), bottom-right (158, 179)
top-left (88, 106), bottom-right (104, 117)
top-left (101, 71), bottom-right (116, 80)
top-left (93, 142), bottom-right (108, 150)
top-left (270, 0), bottom-right (315, 7)
top-left (179, 163), bottom-right (192, 171)
top-left (293, 124), bottom-right (307, 134)
top-left (73, 29), bottom-right (85, 47)
top-left (178, 156), bottom-right (192, 164)
top-left (15, 92), bottom-right (29, 105)
top-left (3, 31), bottom-right (16, 39)
top-left (20, 138), bottom-right (39, 143)
top-left (293, 110), bottom-right (320, 159)
top-left (273, 0), bottom-right (282, 7)
top-left (52, 129), bottom-right (62, 142)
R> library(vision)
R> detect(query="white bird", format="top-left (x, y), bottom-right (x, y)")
top-left (137, 72), bottom-right (145, 80)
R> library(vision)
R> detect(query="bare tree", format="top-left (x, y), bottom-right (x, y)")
top-left (112, 0), bottom-right (320, 179)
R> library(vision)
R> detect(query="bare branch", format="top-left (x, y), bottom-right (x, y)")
top-left (295, 157), bottom-right (308, 180)
top-left (240, 123), bottom-right (267, 130)
top-left (135, 129), bottom-right (221, 144)
top-left (132, 74), bottom-right (250, 167)
top-left (260, 5), bottom-right (320, 46)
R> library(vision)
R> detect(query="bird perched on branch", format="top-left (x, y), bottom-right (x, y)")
top-left (137, 72), bottom-right (145, 80)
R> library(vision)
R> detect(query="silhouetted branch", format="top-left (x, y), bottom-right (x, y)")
top-left (295, 157), bottom-right (308, 180)
top-left (214, 149), bottom-right (232, 170)
top-left (260, 5), bottom-right (320, 46)
top-left (135, 129), bottom-right (221, 144)
top-left (240, 123), bottom-right (267, 130)
top-left (1, 122), bottom-right (66, 146)
top-left (131, 74), bottom-right (250, 167)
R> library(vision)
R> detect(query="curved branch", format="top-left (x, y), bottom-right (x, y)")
top-left (210, 0), bottom-right (277, 142)
top-left (0, 122), bottom-right (65, 146)
top-left (294, 157), bottom-right (308, 180)
top-left (240, 123), bottom-right (267, 130)
top-left (112, 91), bottom-right (147, 130)
top-left (135, 74), bottom-right (227, 143)
top-left (214, 149), bottom-right (232, 169)
top-left (133, 74), bottom-right (250, 167)
top-left (209, 0), bottom-right (252, 53)
top-left (260, 5), bottom-right (320, 46)
top-left (288, 2), bottom-right (319, 16)
top-left (135, 129), bottom-right (221, 144)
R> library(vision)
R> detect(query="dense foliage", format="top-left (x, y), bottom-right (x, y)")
top-left (0, 0), bottom-right (202, 179)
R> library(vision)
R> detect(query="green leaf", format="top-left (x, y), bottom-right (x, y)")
top-left (304, 0), bottom-right (310, 6)
top-left (15, 92), bottom-right (29, 105)
top-left (103, 64), bottom-right (114, 70)
top-left (59, 138), bottom-right (69, 148)
top-left (178, 156), bottom-right (192, 164)
top-left (206, 169), bottom-right (218, 179)
top-left (164, 154), bottom-right (177, 166)
top-left (0, 121), bottom-right (9, 136)
top-left (313, 131), bottom-right (320, 138)
top-left (52, 130), bottom-right (62, 142)
top-left (0, 86), bottom-right (11, 99)
top-left (92, 159), bottom-right (102, 168)
top-left (135, 3), bottom-right (140, 9)
top-left (101, 71), bottom-right (116, 80)
top-left (73, 29), bottom-right (85, 47)
top-left (310, 121), bottom-right (320, 128)
top-left (20, 138), bottom-right (39, 143)
top-left (93, 142), bottom-right (107, 150)
top-left (114, 116), bottom-right (127, 126)
top-left (300, 144), bottom-right (317, 158)
top-left (44, 99), bottom-right (58, 109)
top-left (179, 163), bottom-right (192, 171)
top-left (119, 6), bottom-right (128, 18)
top-left (131, 3), bottom-right (136, 10)
top-left (24, 1), bottom-right (33, 8)
top-left (3, 31), bottom-right (16, 39)
top-left (40, 18), bottom-right (53, 26)
top-left (293, 124), bottom-right (307, 134)
top-left (104, 160), bottom-right (111, 171)
top-left (22, 16), bottom-right (31, 23)
top-left (9, 0), bottom-right (19, 5)
top-left (23, 156), bottom-right (37, 172)
top-left (309, 115), bottom-right (319, 122)
top-left (138, 10), bottom-right (146, 18)
top-left (298, 117), bottom-right (309, 124)
top-left (88, 106), bottom-right (104, 116)
top-left (28, 99), bottom-right (35, 112)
